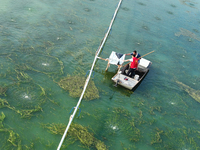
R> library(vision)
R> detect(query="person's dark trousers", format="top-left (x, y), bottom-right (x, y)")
top-left (126, 68), bottom-right (136, 77)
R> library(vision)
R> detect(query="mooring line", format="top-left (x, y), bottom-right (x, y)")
top-left (57, 0), bottom-right (123, 149)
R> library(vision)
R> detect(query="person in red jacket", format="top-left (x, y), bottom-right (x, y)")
top-left (124, 54), bottom-right (138, 77)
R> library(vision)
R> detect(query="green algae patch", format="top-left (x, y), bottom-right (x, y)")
top-left (176, 81), bottom-right (200, 103)
top-left (0, 56), bottom-right (15, 77)
top-left (0, 112), bottom-right (5, 129)
top-left (151, 128), bottom-right (164, 145)
top-left (15, 106), bottom-right (42, 119)
top-left (105, 107), bottom-right (142, 143)
top-left (175, 28), bottom-right (200, 41)
top-left (42, 123), bottom-right (107, 150)
top-left (58, 75), bottom-right (99, 101)
top-left (42, 123), bottom-right (66, 135)
top-left (8, 82), bottom-right (46, 108)
top-left (150, 126), bottom-right (200, 149)
top-left (0, 97), bottom-right (42, 119)
top-left (0, 112), bottom-right (34, 149)
top-left (22, 54), bottom-right (64, 75)
top-left (95, 140), bottom-right (108, 150)
top-left (0, 113), bottom-right (22, 149)
top-left (0, 98), bottom-right (13, 109)
top-left (149, 106), bottom-right (162, 115)
top-left (69, 123), bottom-right (95, 147)
top-left (1, 129), bottom-right (22, 149)
top-left (68, 123), bottom-right (108, 150)
top-left (1, 81), bottom-right (46, 119)
top-left (0, 86), bottom-right (8, 96)
top-left (179, 0), bottom-right (197, 8)
top-left (137, 2), bottom-right (146, 6)
top-left (15, 66), bottom-right (33, 82)
top-left (7, 130), bottom-right (21, 147)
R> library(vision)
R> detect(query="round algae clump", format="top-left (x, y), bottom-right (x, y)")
top-left (58, 75), bottom-right (99, 100)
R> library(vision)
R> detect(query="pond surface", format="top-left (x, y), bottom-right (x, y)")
top-left (0, 0), bottom-right (200, 149)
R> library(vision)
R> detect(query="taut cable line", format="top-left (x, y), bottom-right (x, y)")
top-left (57, 0), bottom-right (123, 149)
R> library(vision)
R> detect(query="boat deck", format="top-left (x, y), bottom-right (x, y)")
top-left (111, 57), bottom-right (151, 90)
top-left (112, 73), bottom-right (139, 90)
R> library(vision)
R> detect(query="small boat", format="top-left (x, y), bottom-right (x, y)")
top-left (112, 58), bottom-right (152, 90)
top-left (98, 51), bottom-right (153, 90)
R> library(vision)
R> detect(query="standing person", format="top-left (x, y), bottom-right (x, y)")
top-left (124, 54), bottom-right (138, 78)
top-left (126, 50), bottom-right (141, 63)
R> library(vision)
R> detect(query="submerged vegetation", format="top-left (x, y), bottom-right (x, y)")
top-left (175, 28), bottom-right (200, 41)
top-left (0, 80), bottom-right (47, 119)
top-left (137, 2), bottom-right (146, 6)
top-left (0, 98), bottom-right (14, 110)
top-left (151, 128), bottom-right (163, 145)
top-left (0, 112), bottom-right (21, 149)
top-left (154, 16), bottom-right (161, 20)
top-left (58, 74), bottom-right (99, 100)
top-left (0, 0), bottom-right (200, 149)
top-left (42, 123), bottom-right (108, 150)
top-left (0, 97), bottom-right (43, 119)
top-left (24, 54), bottom-right (64, 75)
top-left (0, 86), bottom-right (7, 96)
top-left (0, 112), bottom-right (5, 129)
top-left (104, 107), bottom-right (143, 143)
top-left (0, 112), bottom-right (35, 150)
top-left (166, 11), bottom-right (173, 15)
top-left (170, 4), bottom-right (176, 8)
top-left (121, 7), bottom-right (130, 11)
top-left (176, 81), bottom-right (200, 103)
top-left (179, 0), bottom-right (197, 8)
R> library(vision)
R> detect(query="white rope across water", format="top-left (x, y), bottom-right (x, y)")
top-left (57, 0), bottom-right (123, 149)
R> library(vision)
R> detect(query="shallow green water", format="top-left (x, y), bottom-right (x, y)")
top-left (0, 0), bottom-right (200, 149)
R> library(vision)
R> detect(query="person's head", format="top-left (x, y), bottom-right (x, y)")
top-left (132, 54), bottom-right (136, 57)
top-left (133, 50), bottom-right (137, 55)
